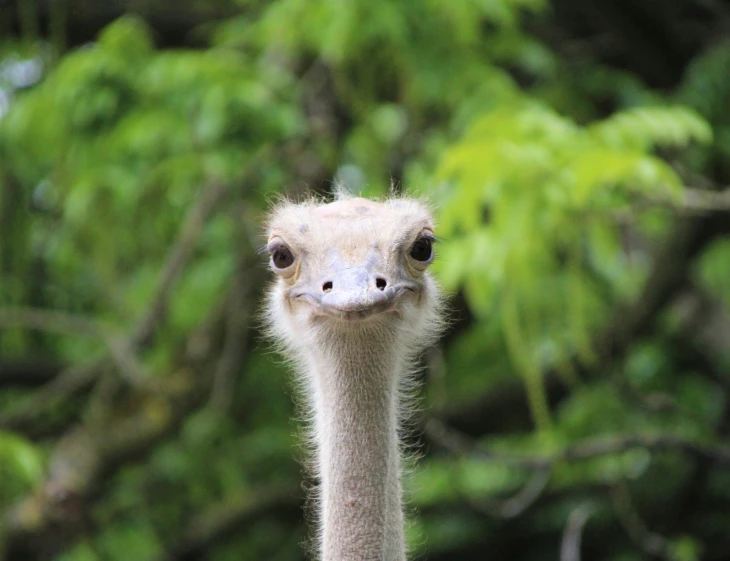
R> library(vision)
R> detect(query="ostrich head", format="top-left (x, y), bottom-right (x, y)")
top-left (265, 195), bottom-right (442, 355)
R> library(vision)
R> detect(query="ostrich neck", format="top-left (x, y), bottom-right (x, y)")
top-left (308, 328), bottom-right (406, 561)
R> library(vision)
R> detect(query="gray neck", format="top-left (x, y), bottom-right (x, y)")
top-left (307, 325), bottom-right (406, 561)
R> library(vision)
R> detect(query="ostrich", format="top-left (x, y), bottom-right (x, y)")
top-left (264, 194), bottom-right (444, 561)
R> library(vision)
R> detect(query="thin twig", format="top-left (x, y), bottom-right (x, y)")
top-left (582, 187), bottom-right (730, 225)
top-left (560, 502), bottom-right (597, 561)
top-left (0, 357), bottom-right (103, 430)
top-left (624, 187), bottom-right (730, 215)
top-left (103, 335), bottom-right (156, 389)
top-left (84, 368), bottom-right (120, 426)
top-left (683, 187), bottom-right (730, 212)
top-left (428, 417), bottom-right (552, 519)
top-left (207, 204), bottom-right (258, 412)
top-left (0, 307), bottom-right (162, 391)
top-left (468, 466), bottom-right (552, 519)
top-left (130, 180), bottom-right (229, 350)
top-left (611, 482), bottom-right (679, 561)
top-left (496, 467), bottom-right (552, 518)
top-left (426, 419), bottom-right (730, 469)
top-left (0, 307), bottom-right (99, 337)
top-left (160, 485), bottom-right (302, 561)
top-left (207, 273), bottom-right (251, 412)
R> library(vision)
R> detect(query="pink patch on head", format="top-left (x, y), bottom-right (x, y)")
top-left (313, 198), bottom-right (383, 221)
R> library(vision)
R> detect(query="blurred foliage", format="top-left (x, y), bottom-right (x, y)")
top-left (0, 0), bottom-right (729, 560)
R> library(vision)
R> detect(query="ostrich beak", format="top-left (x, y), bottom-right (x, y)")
top-left (291, 267), bottom-right (418, 320)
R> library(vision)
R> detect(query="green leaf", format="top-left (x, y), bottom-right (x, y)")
top-left (0, 431), bottom-right (44, 485)
top-left (588, 106), bottom-right (712, 150)
top-left (98, 16), bottom-right (154, 59)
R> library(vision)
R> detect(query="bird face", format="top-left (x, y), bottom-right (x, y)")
top-left (266, 197), bottom-right (437, 322)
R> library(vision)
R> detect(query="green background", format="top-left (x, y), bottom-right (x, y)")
top-left (1, 1), bottom-right (729, 559)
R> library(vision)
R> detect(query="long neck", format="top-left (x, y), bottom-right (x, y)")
top-left (307, 327), bottom-right (406, 561)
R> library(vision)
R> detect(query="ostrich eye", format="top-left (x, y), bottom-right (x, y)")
top-left (272, 246), bottom-right (295, 269)
top-left (409, 237), bottom-right (433, 262)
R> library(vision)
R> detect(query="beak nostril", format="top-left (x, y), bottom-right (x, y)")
top-left (375, 277), bottom-right (387, 291)
top-left (322, 281), bottom-right (333, 293)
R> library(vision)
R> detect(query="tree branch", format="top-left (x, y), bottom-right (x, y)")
top-left (0, 358), bottom-right (103, 432)
top-left (0, 307), bottom-right (99, 337)
top-left (426, 419), bottom-right (730, 469)
top-left (0, 307), bottom-right (162, 392)
top-left (682, 187), bottom-right (730, 212)
top-left (621, 187), bottom-right (730, 215)
top-left (611, 482), bottom-right (679, 561)
top-left (467, 466), bottom-right (552, 519)
top-left (161, 485), bottom-right (302, 561)
top-left (130, 180), bottom-right (228, 350)
top-left (560, 502), bottom-right (597, 561)
top-left (207, 204), bottom-right (259, 412)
